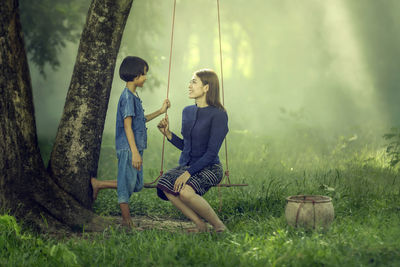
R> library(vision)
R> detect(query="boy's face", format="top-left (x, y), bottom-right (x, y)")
top-left (134, 66), bottom-right (147, 87)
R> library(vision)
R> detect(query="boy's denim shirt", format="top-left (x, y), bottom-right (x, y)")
top-left (115, 88), bottom-right (147, 151)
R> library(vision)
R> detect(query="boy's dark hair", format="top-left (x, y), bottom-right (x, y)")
top-left (119, 56), bottom-right (149, 82)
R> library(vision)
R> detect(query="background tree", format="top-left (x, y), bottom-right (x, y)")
top-left (0, 0), bottom-right (133, 231)
top-left (345, 1), bottom-right (400, 123)
top-left (19, 0), bottom-right (91, 76)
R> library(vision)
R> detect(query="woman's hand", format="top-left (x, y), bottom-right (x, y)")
top-left (157, 114), bottom-right (172, 140)
top-left (174, 171), bottom-right (191, 192)
top-left (132, 150), bottom-right (142, 170)
top-left (160, 99), bottom-right (171, 114)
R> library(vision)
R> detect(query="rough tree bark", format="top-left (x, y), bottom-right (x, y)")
top-left (0, 0), bottom-right (133, 231)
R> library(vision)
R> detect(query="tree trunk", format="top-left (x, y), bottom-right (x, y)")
top-left (48, 0), bottom-right (133, 209)
top-left (0, 0), bottom-right (132, 232)
top-left (345, 1), bottom-right (400, 124)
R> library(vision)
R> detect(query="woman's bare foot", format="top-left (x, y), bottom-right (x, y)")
top-left (214, 224), bottom-right (228, 233)
top-left (186, 226), bottom-right (209, 233)
top-left (185, 222), bottom-right (209, 233)
top-left (91, 177), bottom-right (100, 200)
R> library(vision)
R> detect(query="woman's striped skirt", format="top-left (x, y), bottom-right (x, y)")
top-left (156, 163), bottom-right (223, 200)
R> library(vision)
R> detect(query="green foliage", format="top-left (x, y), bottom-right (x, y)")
top-left (0, 215), bottom-right (21, 249)
top-left (48, 243), bottom-right (79, 266)
top-left (19, 0), bottom-right (165, 87)
top-left (20, 130), bottom-right (400, 265)
top-left (384, 127), bottom-right (400, 168)
top-left (0, 214), bottom-right (81, 266)
top-left (19, 0), bottom-right (91, 75)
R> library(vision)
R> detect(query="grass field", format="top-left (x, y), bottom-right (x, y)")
top-left (2, 128), bottom-right (400, 266)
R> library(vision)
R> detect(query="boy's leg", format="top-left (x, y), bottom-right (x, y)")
top-left (117, 150), bottom-right (134, 227)
top-left (133, 151), bottom-right (144, 192)
top-left (91, 178), bottom-right (117, 200)
top-left (119, 203), bottom-right (133, 227)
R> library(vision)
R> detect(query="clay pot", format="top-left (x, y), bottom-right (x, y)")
top-left (285, 195), bottom-right (334, 229)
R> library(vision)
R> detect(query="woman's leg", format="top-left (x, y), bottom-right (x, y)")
top-left (164, 191), bottom-right (208, 231)
top-left (91, 177), bottom-right (117, 200)
top-left (179, 185), bottom-right (227, 232)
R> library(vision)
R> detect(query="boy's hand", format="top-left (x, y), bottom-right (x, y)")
top-left (160, 99), bottom-right (171, 114)
top-left (157, 115), bottom-right (172, 139)
top-left (132, 150), bottom-right (142, 170)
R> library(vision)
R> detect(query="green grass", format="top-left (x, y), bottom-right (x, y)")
top-left (2, 129), bottom-right (400, 266)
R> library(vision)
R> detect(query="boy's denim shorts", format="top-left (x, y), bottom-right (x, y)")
top-left (117, 149), bottom-right (144, 204)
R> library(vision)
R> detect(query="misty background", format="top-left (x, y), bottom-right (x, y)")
top-left (24, 0), bottom-right (400, 149)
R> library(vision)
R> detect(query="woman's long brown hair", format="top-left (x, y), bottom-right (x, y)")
top-left (195, 69), bottom-right (225, 111)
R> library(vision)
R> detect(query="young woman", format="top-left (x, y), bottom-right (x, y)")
top-left (156, 69), bottom-right (228, 233)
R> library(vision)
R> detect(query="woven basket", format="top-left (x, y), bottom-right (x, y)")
top-left (285, 195), bottom-right (334, 229)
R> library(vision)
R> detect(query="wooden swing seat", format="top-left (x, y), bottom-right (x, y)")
top-left (144, 183), bottom-right (248, 189)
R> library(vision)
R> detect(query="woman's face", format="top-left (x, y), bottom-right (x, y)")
top-left (188, 75), bottom-right (208, 99)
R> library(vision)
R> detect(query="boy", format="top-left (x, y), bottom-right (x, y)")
top-left (91, 56), bottom-right (170, 228)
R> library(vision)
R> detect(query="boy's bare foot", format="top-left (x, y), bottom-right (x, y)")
top-left (121, 218), bottom-right (133, 227)
top-left (91, 177), bottom-right (100, 200)
top-left (121, 219), bottom-right (143, 231)
top-left (121, 220), bottom-right (133, 231)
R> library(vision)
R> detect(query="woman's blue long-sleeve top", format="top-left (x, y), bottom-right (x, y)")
top-left (168, 105), bottom-right (228, 175)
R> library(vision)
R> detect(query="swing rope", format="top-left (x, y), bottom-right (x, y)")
top-left (217, 0), bottom-right (230, 184)
top-left (144, 0), bottom-right (247, 192)
top-left (215, 0), bottom-right (248, 212)
top-left (144, 0), bottom-right (176, 188)
top-left (216, 0), bottom-right (226, 212)
top-left (215, 0), bottom-right (247, 187)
